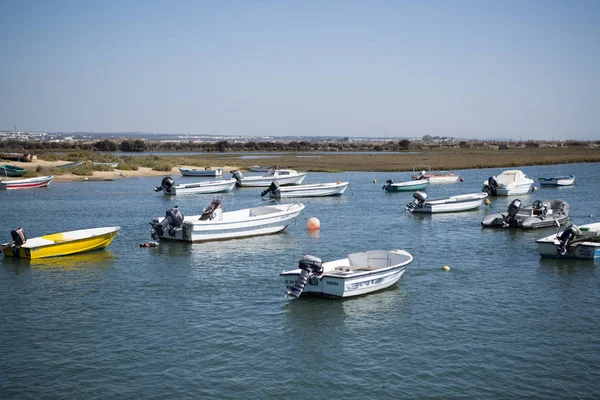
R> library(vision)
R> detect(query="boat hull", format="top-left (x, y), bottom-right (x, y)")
top-left (179, 168), bottom-right (223, 177)
top-left (0, 165), bottom-right (27, 177)
top-left (412, 175), bottom-right (459, 184)
top-left (151, 204), bottom-right (305, 242)
top-left (1, 227), bottom-right (120, 259)
top-left (481, 199), bottom-right (569, 228)
top-left (270, 182), bottom-right (349, 198)
top-left (412, 193), bottom-right (487, 213)
top-left (536, 222), bottom-right (600, 259)
top-left (384, 180), bottom-right (430, 192)
top-left (0, 175), bottom-right (54, 190)
top-left (538, 176), bottom-right (575, 186)
top-left (495, 183), bottom-right (534, 196)
top-left (282, 267), bottom-right (408, 298)
top-left (280, 250), bottom-right (413, 298)
top-left (236, 173), bottom-right (307, 187)
top-left (166, 179), bottom-right (236, 195)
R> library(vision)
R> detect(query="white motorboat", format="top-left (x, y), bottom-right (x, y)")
top-left (411, 165), bottom-right (459, 184)
top-left (482, 170), bottom-right (535, 196)
top-left (260, 181), bottom-right (349, 198)
top-left (179, 167), bottom-right (223, 177)
top-left (149, 199), bottom-right (305, 242)
top-left (382, 178), bottom-right (430, 192)
top-left (536, 222), bottom-right (600, 260)
top-left (154, 177), bottom-right (236, 195)
top-left (232, 168), bottom-right (307, 187)
top-left (481, 199), bottom-right (570, 228)
top-left (281, 249), bottom-right (413, 299)
top-left (405, 191), bottom-right (488, 213)
top-left (0, 175), bottom-right (54, 190)
top-left (538, 175), bottom-right (575, 187)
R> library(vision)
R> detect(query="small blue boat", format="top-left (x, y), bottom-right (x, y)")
top-left (538, 175), bottom-right (575, 186)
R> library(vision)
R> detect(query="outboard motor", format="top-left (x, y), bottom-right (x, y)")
top-left (557, 224), bottom-right (579, 256)
top-left (484, 176), bottom-right (499, 196)
top-left (231, 170), bottom-right (244, 186)
top-left (154, 176), bottom-right (174, 193)
top-left (150, 206), bottom-right (184, 239)
top-left (261, 181), bottom-right (280, 197)
top-left (382, 179), bottom-right (394, 190)
top-left (532, 200), bottom-right (549, 216)
top-left (286, 255), bottom-right (324, 298)
top-left (503, 199), bottom-right (522, 227)
top-left (405, 191), bottom-right (428, 213)
top-left (11, 228), bottom-right (26, 246)
top-left (199, 199), bottom-right (223, 221)
top-left (416, 170), bottom-right (427, 180)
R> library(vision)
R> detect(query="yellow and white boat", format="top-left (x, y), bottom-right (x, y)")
top-left (1, 226), bottom-right (121, 259)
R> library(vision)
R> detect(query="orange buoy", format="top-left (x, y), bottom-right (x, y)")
top-left (307, 217), bottom-right (321, 231)
top-left (460, 177), bottom-right (464, 182)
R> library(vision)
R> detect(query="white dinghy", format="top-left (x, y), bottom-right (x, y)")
top-left (405, 191), bottom-right (488, 213)
top-left (260, 181), bottom-right (349, 198)
top-left (538, 175), bottom-right (575, 187)
top-left (231, 168), bottom-right (307, 187)
top-left (281, 250), bottom-right (413, 299)
top-left (154, 177), bottom-right (236, 195)
top-left (149, 199), bottom-right (305, 242)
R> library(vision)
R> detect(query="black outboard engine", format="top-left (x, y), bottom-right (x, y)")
top-left (154, 176), bottom-right (174, 193)
top-left (261, 181), bottom-right (280, 197)
top-left (503, 199), bottom-right (521, 227)
top-left (11, 228), bottom-right (26, 246)
top-left (557, 224), bottom-right (579, 256)
top-left (382, 179), bottom-right (394, 190)
top-left (405, 191), bottom-right (428, 213)
top-left (286, 255), bottom-right (324, 298)
top-left (150, 206), bottom-right (184, 239)
top-left (484, 176), bottom-right (499, 196)
top-left (232, 170), bottom-right (244, 186)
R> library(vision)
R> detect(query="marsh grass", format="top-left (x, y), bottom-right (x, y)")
top-left (19, 147), bottom-right (600, 177)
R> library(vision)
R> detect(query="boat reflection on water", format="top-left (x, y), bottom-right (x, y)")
top-left (2, 250), bottom-right (117, 272)
top-left (538, 257), bottom-right (597, 274)
top-left (283, 283), bottom-right (409, 327)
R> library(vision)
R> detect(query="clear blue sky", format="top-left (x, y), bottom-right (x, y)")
top-left (1, 0), bottom-right (598, 140)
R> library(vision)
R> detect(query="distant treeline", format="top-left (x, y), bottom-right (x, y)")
top-left (0, 138), bottom-right (597, 153)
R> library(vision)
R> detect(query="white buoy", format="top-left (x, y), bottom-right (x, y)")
top-left (442, 265), bottom-right (451, 271)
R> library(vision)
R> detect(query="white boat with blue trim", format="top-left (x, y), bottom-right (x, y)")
top-left (536, 222), bottom-right (600, 260)
top-left (154, 177), bottom-right (236, 195)
top-left (150, 199), bottom-right (305, 242)
top-left (281, 249), bottom-right (413, 299)
top-left (179, 167), bottom-right (223, 177)
top-left (538, 175), bottom-right (575, 187)
top-left (260, 181), bottom-right (349, 198)
top-left (232, 168), bottom-right (307, 187)
top-left (405, 191), bottom-right (488, 213)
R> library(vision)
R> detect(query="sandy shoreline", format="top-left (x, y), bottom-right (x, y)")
top-left (2, 147), bottom-right (599, 182)
top-left (1, 160), bottom-right (241, 182)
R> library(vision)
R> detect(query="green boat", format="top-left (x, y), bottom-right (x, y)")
top-left (382, 178), bottom-right (430, 192)
top-left (0, 165), bottom-right (28, 177)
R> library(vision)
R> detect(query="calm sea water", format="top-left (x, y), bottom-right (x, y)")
top-left (1, 163), bottom-right (600, 399)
